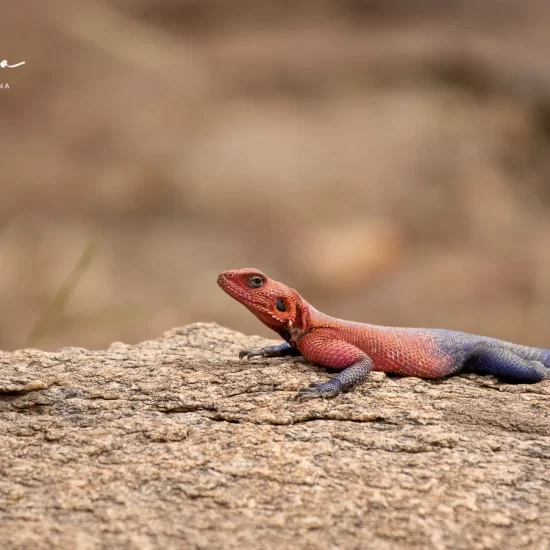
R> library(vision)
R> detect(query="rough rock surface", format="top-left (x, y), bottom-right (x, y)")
top-left (1, 323), bottom-right (550, 550)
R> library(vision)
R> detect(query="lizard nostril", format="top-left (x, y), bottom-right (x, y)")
top-left (217, 272), bottom-right (233, 286)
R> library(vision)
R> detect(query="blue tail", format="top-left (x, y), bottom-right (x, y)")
top-left (465, 343), bottom-right (549, 383)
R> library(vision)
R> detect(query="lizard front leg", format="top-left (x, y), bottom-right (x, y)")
top-left (296, 330), bottom-right (373, 399)
top-left (239, 341), bottom-right (302, 361)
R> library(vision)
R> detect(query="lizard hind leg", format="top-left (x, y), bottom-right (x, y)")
top-left (464, 344), bottom-right (550, 383)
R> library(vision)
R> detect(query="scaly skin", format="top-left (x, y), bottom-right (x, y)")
top-left (217, 268), bottom-right (550, 398)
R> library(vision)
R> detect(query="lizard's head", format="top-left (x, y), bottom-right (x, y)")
top-left (217, 268), bottom-right (303, 332)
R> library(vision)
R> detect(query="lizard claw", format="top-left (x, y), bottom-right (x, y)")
top-left (295, 381), bottom-right (341, 400)
top-left (238, 348), bottom-right (264, 361)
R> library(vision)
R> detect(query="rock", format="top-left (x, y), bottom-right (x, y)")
top-left (1, 323), bottom-right (550, 549)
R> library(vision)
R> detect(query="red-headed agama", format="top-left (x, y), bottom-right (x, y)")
top-left (218, 268), bottom-right (550, 399)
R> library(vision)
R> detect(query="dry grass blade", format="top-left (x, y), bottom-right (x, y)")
top-left (26, 236), bottom-right (99, 348)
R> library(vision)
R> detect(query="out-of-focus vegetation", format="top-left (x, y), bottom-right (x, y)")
top-left (1, 0), bottom-right (550, 350)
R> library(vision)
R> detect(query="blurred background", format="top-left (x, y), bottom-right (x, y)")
top-left (2, 0), bottom-right (550, 351)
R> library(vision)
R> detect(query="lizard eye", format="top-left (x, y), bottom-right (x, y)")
top-left (276, 298), bottom-right (286, 312)
top-left (247, 275), bottom-right (264, 288)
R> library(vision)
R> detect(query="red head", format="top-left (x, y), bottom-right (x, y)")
top-left (217, 268), bottom-right (306, 335)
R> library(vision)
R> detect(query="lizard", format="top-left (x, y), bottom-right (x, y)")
top-left (217, 268), bottom-right (550, 399)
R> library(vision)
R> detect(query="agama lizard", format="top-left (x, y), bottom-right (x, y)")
top-left (217, 268), bottom-right (550, 398)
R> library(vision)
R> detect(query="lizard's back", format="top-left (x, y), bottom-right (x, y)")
top-left (311, 309), bottom-right (550, 379)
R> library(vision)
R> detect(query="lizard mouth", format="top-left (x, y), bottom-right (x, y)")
top-left (217, 272), bottom-right (228, 287)
top-left (217, 272), bottom-right (249, 304)
top-left (217, 271), bottom-right (239, 293)
top-left (217, 272), bottom-right (234, 294)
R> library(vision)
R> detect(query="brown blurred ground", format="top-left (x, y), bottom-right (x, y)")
top-left (1, 0), bottom-right (550, 351)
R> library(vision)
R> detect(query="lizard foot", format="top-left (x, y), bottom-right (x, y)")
top-left (296, 381), bottom-right (342, 400)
